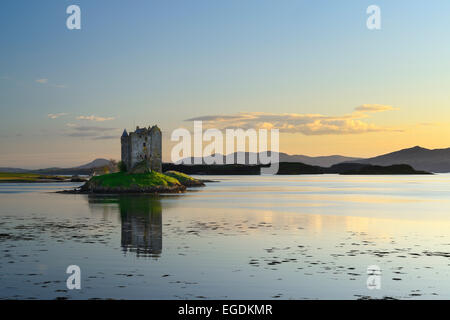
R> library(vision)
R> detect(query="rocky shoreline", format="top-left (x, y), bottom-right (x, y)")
top-left (57, 184), bottom-right (186, 194)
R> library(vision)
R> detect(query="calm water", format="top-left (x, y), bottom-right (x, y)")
top-left (0, 175), bottom-right (450, 300)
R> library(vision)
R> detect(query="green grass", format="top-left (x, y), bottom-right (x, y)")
top-left (0, 172), bottom-right (66, 182)
top-left (88, 171), bottom-right (181, 188)
top-left (164, 171), bottom-right (198, 184)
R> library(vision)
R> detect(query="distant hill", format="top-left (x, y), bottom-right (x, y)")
top-left (279, 153), bottom-right (361, 167)
top-left (338, 164), bottom-right (430, 175)
top-left (180, 152), bottom-right (361, 167)
top-left (3, 145), bottom-right (450, 175)
top-left (74, 158), bottom-right (111, 169)
top-left (348, 146), bottom-right (450, 173)
top-left (0, 159), bottom-right (115, 175)
top-left (32, 158), bottom-right (114, 175)
top-left (163, 162), bottom-right (430, 175)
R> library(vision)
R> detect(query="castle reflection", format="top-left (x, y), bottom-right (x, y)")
top-left (87, 195), bottom-right (162, 258)
top-left (119, 197), bottom-right (162, 258)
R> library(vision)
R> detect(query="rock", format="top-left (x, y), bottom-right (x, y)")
top-left (70, 175), bottom-right (88, 182)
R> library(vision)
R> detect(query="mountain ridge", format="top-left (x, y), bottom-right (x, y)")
top-left (1, 146), bottom-right (450, 174)
top-left (179, 152), bottom-right (361, 167)
top-left (0, 159), bottom-right (113, 175)
top-left (348, 146), bottom-right (450, 172)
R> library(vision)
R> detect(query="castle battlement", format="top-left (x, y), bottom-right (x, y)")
top-left (121, 125), bottom-right (162, 172)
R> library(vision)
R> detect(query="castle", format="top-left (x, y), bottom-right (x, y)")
top-left (121, 125), bottom-right (162, 172)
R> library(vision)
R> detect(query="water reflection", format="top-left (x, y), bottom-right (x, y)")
top-left (119, 197), bottom-right (162, 258)
top-left (88, 195), bottom-right (163, 258)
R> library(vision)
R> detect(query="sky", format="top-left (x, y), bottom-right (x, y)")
top-left (1, 0), bottom-right (450, 168)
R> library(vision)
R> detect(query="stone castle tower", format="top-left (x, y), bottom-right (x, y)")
top-left (121, 125), bottom-right (162, 172)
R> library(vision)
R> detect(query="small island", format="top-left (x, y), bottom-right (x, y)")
top-left (61, 125), bottom-right (205, 194)
top-left (68, 170), bottom-right (204, 194)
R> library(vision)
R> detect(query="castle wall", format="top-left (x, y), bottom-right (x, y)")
top-left (121, 126), bottom-right (162, 173)
top-left (121, 136), bottom-right (131, 170)
top-left (150, 129), bottom-right (162, 172)
top-left (129, 133), bottom-right (146, 169)
top-left (121, 137), bottom-right (127, 168)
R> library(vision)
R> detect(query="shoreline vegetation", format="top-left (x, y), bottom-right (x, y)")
top-left (0, 172), bottom-right (87, 183)
top-left (0, 163), bottom-right (431, 185)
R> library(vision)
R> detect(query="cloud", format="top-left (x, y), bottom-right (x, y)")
top-left (52, 84), bottom-right (67, 89)
top-left (185, 105), bottom-right (398, 135)
top-left (36, 78), bottom-right (66, 88)
top-left (417, 122), bottom-right (440, 126)
top-left (65, 132), bottom-right (118, 139)
top-left (66, 132), bottom-right (99, 138)
top-left (76, 115), bottom-right (115, 122)
top-left (92, 135), bottom-right (118, 140)
top-left (66, 123), bottom-right (117, 132)
top-left (64, 123), bottom-right (119, 139)
top-left (48, 113), bottom-right (68, 119)
top-left (354, 104), bottom-right (396, 112)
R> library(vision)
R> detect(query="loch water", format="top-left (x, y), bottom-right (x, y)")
top-left (1, 174), bottom-right (450, 299)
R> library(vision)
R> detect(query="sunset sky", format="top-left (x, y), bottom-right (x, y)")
top-left (1, 0), bottom-right (450, 168)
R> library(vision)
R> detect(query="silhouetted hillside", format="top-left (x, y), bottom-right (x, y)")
top-left (180, 152), bottom-right (361, 167)
top-left (350, 146), bottom-right (450, 172)
top-left (275, 162), bottom-right (324, 175)
top-left (339, 164), bottom-right (430, 175)
top-left (163, 162), bottom-right (430, 175)
top-left (0, 159), bottom-right (115, 175)
top-left (163, 163), bottom-right (262, 175)
top-left (74, 158), bottom-right (111, 169)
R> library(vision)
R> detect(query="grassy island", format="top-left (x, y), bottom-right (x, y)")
top-left (164, 171), bottom-right (205, 187)
top-left (71, 170), bottom-right (204, 194)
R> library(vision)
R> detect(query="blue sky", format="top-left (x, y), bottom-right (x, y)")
top-left (1, 1), bottom-right (450, 167)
